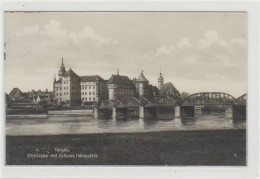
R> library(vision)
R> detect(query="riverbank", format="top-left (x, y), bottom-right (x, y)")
top-left (6, 129), bottom-right (246, 165)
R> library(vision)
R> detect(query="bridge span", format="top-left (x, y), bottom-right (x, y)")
top-left (95, 92), bottom-right (246, 120)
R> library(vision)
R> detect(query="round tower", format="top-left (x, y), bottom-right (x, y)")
top-left (135, 70), bottom-right (149, 97)
top-left (158, 71), bottom-right (164, 90)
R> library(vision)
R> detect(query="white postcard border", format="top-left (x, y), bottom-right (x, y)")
top-left (0, 1), bottom-right (259, 179)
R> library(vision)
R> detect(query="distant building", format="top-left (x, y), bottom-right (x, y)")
top-left (53, 58), bottom-right (179, 105)
top-left (107, 73), bottom-right (136, 100)
top-left (158, 71), bottom-right (164, 90)
top-left (80, 75), bottom-right (108, 105)
top-left (7, 88), bottom-right (54, 108)
top-left (159, 82), bottom-right (180, 97)
top-left (53, 58), bottom-right (108, 106)
top-left (9, 88), bottom-right (25, 102)
top-left (107, 70), bottom-right (159, 100)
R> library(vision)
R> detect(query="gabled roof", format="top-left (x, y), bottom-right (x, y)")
top-left (136, 72), bottom-right (149, 82)
top-left (159, 82), bottom-right (180, 96)
top-left (80, 75), bottom-right (104, 82)
top-left (9, 88), bottom-right (24, 98)
top-left (107, 75), bottom-right (133, 85)
top-left (63, 69), bottom-right (79, 77)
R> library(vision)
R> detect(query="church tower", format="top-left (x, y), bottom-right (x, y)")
top-left (59, 57), bottom-right (66, 78)
top-left (158, 69), bottom-right (164, 90)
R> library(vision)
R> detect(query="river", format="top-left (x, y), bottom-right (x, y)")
top-left (6, 111), bottom-right (246, 136)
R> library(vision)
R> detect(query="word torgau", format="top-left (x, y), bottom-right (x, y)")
top-left (54, 148), bottom-right (70, 153)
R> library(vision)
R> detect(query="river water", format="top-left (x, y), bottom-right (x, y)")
top-left (6, 112), bottom-right (246, 136)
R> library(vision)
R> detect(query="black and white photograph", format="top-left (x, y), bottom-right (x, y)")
top-left (1, 2), bottom-right (260, 178)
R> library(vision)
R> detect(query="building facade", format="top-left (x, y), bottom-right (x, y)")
top-left (53, 59), bottom-right (179, 106)
top-left (80, 75), bottom-right (108, 105)
top-left (107, 74), bottom-right (136, 100)
top-left (53, 59), bottom-right (108, 106)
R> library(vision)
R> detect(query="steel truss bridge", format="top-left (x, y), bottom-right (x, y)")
top-left (99, 92), bottom-right (246, 109)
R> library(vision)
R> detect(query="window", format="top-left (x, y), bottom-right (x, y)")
top-left (89, 92), bottom-right (91, 95)
top-left (60, 93), bottom-right (62, 96)
top-left (89, 97), bottom-right (91, 100)
top-left (93, 97), bottom-right (95, 100)
top-left (64, 92), bottom-right (66, 95)
top-left (93, 86), bottom-right (95, 89)
top-left (89, 86), bottom-right (91, 89)
top-left (93, 92), bottom-right (95, 95)
top-left (82, 97), bottom-right (84, 100)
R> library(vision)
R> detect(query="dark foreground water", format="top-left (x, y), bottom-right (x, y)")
top-left (6, 112), bottom-right (246, 136)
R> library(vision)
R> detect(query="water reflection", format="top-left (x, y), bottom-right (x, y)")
top-left (6, 113), bottom-right (246, 136)
top-left (138, 118), bottom-right (144, 129)
top-left (181, 117), bottom-right (197, 126)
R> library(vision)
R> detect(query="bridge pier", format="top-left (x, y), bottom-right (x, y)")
top-left (112, 107), bottom-right (117, 118)
top-left (225, 105), bottom-right (233, 118)
top-left (94, 106), bottom-right (99, 119)
top-left (94, 107), bottom-right (111, 119)
top-left (175, 106), bottom-right (181, 118)
top-left (181, 106), bottom-right (194, 117)
top-left (112, 107), bottom-right (128, 118)
top-left (139, 106), bottom-right (157, 119)
top-left (233, 105), bottom-right (246, 120)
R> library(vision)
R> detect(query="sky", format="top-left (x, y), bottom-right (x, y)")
top-left (4, 12), bottom-right (247, 97)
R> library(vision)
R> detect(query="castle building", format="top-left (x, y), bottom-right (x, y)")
top-left (107, 73), bottom-right (136, 100)
top-left (80, 75), bottom-right (108, 105)
top-left (53, 59), bottom-right (179, 106)
top-left (53, 59), bottom-right (108, 106)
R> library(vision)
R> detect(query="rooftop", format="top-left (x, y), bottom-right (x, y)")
top-left (80, 75), bottom-right (104, 82)
top-left (63, 69), bottom-right (79, 77)
top-left (107, 74), bottom-right (134, 85)
top-left (136, 72), bottom-right (149, 82)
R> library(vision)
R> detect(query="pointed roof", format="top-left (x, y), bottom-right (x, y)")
top-left (9, 88), bottom-right (24, 98)
top-left (136, 72), bottom-right (149, 82)
top-left (63, 69), bottom-right (79, 77)
top-left (159, 82), bottom-right (180, 96)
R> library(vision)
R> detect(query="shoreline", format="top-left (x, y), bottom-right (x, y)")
top-left (6, 128), bottom-right (246, 137)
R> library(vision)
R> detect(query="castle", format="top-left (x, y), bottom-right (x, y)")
top-left (53, 58), bottom-right (179, 107)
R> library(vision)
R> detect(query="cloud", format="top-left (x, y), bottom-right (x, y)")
top-left (79, 26), bottom-right (119, 45)
top-left (144, 30), bottom-right (246, 82)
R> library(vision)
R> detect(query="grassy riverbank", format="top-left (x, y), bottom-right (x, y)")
top-left (6, 129), bottom-right (246, 165)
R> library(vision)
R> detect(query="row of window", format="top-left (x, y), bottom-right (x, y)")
top-left (81, 86), bottom-right (95, 89)
top-left (82, 92), bottom-right (95, 95)
top-left (82, 97), bottom-right (95, 101)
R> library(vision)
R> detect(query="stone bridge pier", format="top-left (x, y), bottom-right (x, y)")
top-left (139, 106), bottom-right (157, 119)
top-left (174, 106), bottom-right (195, 118)
top-left (112, 107), bottom-right (128, 118)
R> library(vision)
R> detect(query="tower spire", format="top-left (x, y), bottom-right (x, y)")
top-left (62, 57), bottom-right (64, 66)
top-left (117, 64), bottom-right (119, 75)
